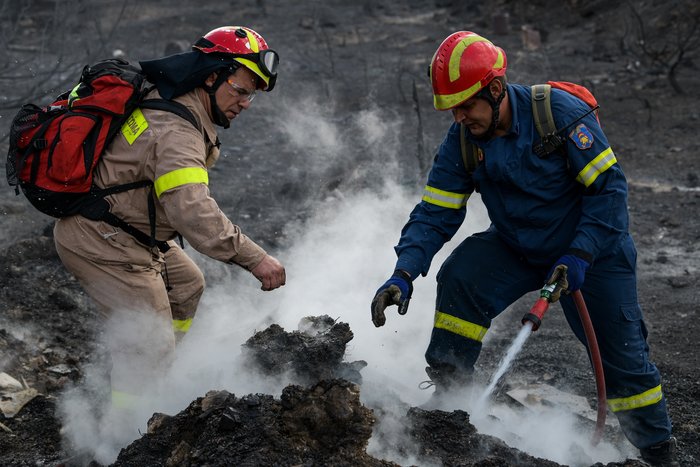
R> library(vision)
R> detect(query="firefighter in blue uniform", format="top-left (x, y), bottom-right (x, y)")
top-left (370, 31), bottom-right (677, 466)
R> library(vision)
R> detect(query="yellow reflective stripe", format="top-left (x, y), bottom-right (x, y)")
top-left (121, 108), bottom-right (149, 145)
top-left (435, 82), bottom-right (483, 111)
top-left (576, 147), bottom-right (617, 187)
top-left (172, 318), bottom-right (193, 333)
top-left (112, 390), bottom-right (140, 409)
top-left (154, 167), bottom-right (208, 197)
top-left (245, 29), bottom-right (260, 53)
top-left (234, 57), bottom-right (266, 84)
top-left (493, 49), bottom-right (505, 70)
top-left (449, 35), bottom-right (491, 82)
top-left (68, 83), bottom-right (81, 104)
top-left (434, 311), bottom-right (488, 342)
top-left (235, 27), bottom-right (265, 84)
top-left (422, 185), bottom-right (469, 209)
top-left (608, 384), bottom-right (663, 413)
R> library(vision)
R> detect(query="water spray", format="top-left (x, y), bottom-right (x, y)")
top-left (479, 280), bottom-right (607, 446)
top-left (521, 283), bottom-right (607, 445)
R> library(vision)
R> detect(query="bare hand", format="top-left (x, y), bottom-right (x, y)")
top-left (251, 254), bottom-right (286, 291)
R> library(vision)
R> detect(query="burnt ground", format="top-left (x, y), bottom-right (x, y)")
top-left (1, 0), bottom-right (699, 466)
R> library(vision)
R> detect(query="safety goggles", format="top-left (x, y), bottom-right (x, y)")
top-left (226, 78), bottom-right (256, 102)
top-left (235, 49), bottom-right (279, 78)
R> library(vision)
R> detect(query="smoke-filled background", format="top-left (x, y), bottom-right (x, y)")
top-left (4, 1), bottom-right (698, 466)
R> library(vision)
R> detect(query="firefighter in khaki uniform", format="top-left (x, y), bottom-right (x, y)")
top-left (53, 26), bottom-right (284, 408)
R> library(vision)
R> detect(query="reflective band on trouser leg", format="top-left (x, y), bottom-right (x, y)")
top-left (608, 384), bottom-right (664, 413)
top-left (434, 311), bottom-right (488, 342)
top-left (172, 318), bottom-right (193, 334)
top-left (576, 147), bottom-right (617, 187)
top-left (154, 167), bottom-right (209, 198)
top-left (112, 390), bottom-right (140, 409)
top-left (422, 186), bottom-right (469, 209)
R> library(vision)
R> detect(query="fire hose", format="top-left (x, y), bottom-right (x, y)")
top-left (522, 284), bottom-right (607, 445)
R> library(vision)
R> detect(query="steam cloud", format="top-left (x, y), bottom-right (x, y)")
top-left (57, 99), bottom-right (634, 466)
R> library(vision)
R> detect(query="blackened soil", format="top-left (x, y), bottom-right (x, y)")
top-left (1, 0), bottom-right (699, 466)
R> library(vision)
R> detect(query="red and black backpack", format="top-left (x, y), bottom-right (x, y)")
top-left (6, 58), bottom-right (199, 251)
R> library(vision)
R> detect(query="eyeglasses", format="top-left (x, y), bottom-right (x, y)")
top-left (226, 78), bottom-right (256, 103)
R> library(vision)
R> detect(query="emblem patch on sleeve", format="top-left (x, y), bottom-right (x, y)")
top-left (569, 123), bottom-right (594, 150)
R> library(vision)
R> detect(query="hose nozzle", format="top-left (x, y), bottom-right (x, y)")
top-left (521, 283), bottom-right (557, 331)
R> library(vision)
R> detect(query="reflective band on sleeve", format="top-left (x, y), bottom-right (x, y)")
top-left (422, 186), bottom-right (469, 209)
top-left (154, 167), bottom-right (209, 197)
top-left (121, 108), bottom-right (149, 145)
top-left (576, 147), bottom-right (617, 187)
top-left (608, 384), bottom-right (663, 413)
top-left (172, 318), bottom-right (193, 333)
top-left (434, 311), bottom-right (488, 342)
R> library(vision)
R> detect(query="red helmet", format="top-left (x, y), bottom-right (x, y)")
top-left (193, 26), bottom-right (279, 91)
top-left (429, 31), bottom-right (507, 110)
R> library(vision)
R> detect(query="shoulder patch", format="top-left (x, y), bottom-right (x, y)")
top-left (121, 108), bottom-right (148, 145)
top-left (569, 123), bottom-right (593, 150)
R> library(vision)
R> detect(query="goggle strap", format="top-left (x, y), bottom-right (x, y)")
top-left (193, 37), bottom-right (215, 49)
top-left (233, 51), bottom-right (278, 77)
top-left (211, 69), bottom-right (231, 93)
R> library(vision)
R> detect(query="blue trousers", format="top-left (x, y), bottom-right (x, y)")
top-left (426, 230), bottom-right (672, 449)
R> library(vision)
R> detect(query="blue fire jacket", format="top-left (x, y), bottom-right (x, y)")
top-left (395, 83), bottom-right (629, 278)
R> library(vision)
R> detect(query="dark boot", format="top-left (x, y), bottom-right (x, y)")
top-left (420, 365), bottom-right (471, 410)
top-left (640, 437), bottom-right (679, 467)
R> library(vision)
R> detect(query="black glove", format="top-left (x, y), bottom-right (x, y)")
top-left (546, 254), bottom-right (590, 302)
top-left (371, 270), bottom-right (413, 327)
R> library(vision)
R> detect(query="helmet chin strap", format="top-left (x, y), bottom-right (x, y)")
top-left (472, 83), bottom-right (507, 141)
top-left (203, 69), bottom-right (233, 129)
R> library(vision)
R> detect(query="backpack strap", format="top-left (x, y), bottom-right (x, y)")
top-left (139, 98), bottom-right (200, 132)
top-left (530, 84), bottom-right (569, 158)
top-left (96, 183), bottom-right (169, 253)
top-left (460, 123), bottom-right (482, 178)
top-left (79, 188), bottom-right (172, 253)
top-left (531, 84), bottom-right (556, 138)
top-left (102, 209), bottom-right (171, 253)
top-left (80, 100), bottom-right (201, 254)
top-left (459, 85), bottom-right (575, 173)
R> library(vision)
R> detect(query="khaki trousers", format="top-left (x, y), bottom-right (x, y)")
top-left (54, 215), bottom-right (205, 398)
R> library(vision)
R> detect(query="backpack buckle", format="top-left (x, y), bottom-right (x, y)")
top-left (32, 138), bottom-right (48, 150)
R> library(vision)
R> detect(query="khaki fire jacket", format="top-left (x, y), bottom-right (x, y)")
top-left (91, 87), bottom-right (267, 270)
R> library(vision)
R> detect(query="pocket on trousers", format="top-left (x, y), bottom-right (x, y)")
top-left (606, 303), bottom-right (650, 371)
top-left (619, 304), bottom-right (642, 322)
top-left (94, 220), bottom-right (157, 267)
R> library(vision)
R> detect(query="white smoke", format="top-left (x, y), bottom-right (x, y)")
top-left (57, 100), bottom-right (635, 466)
